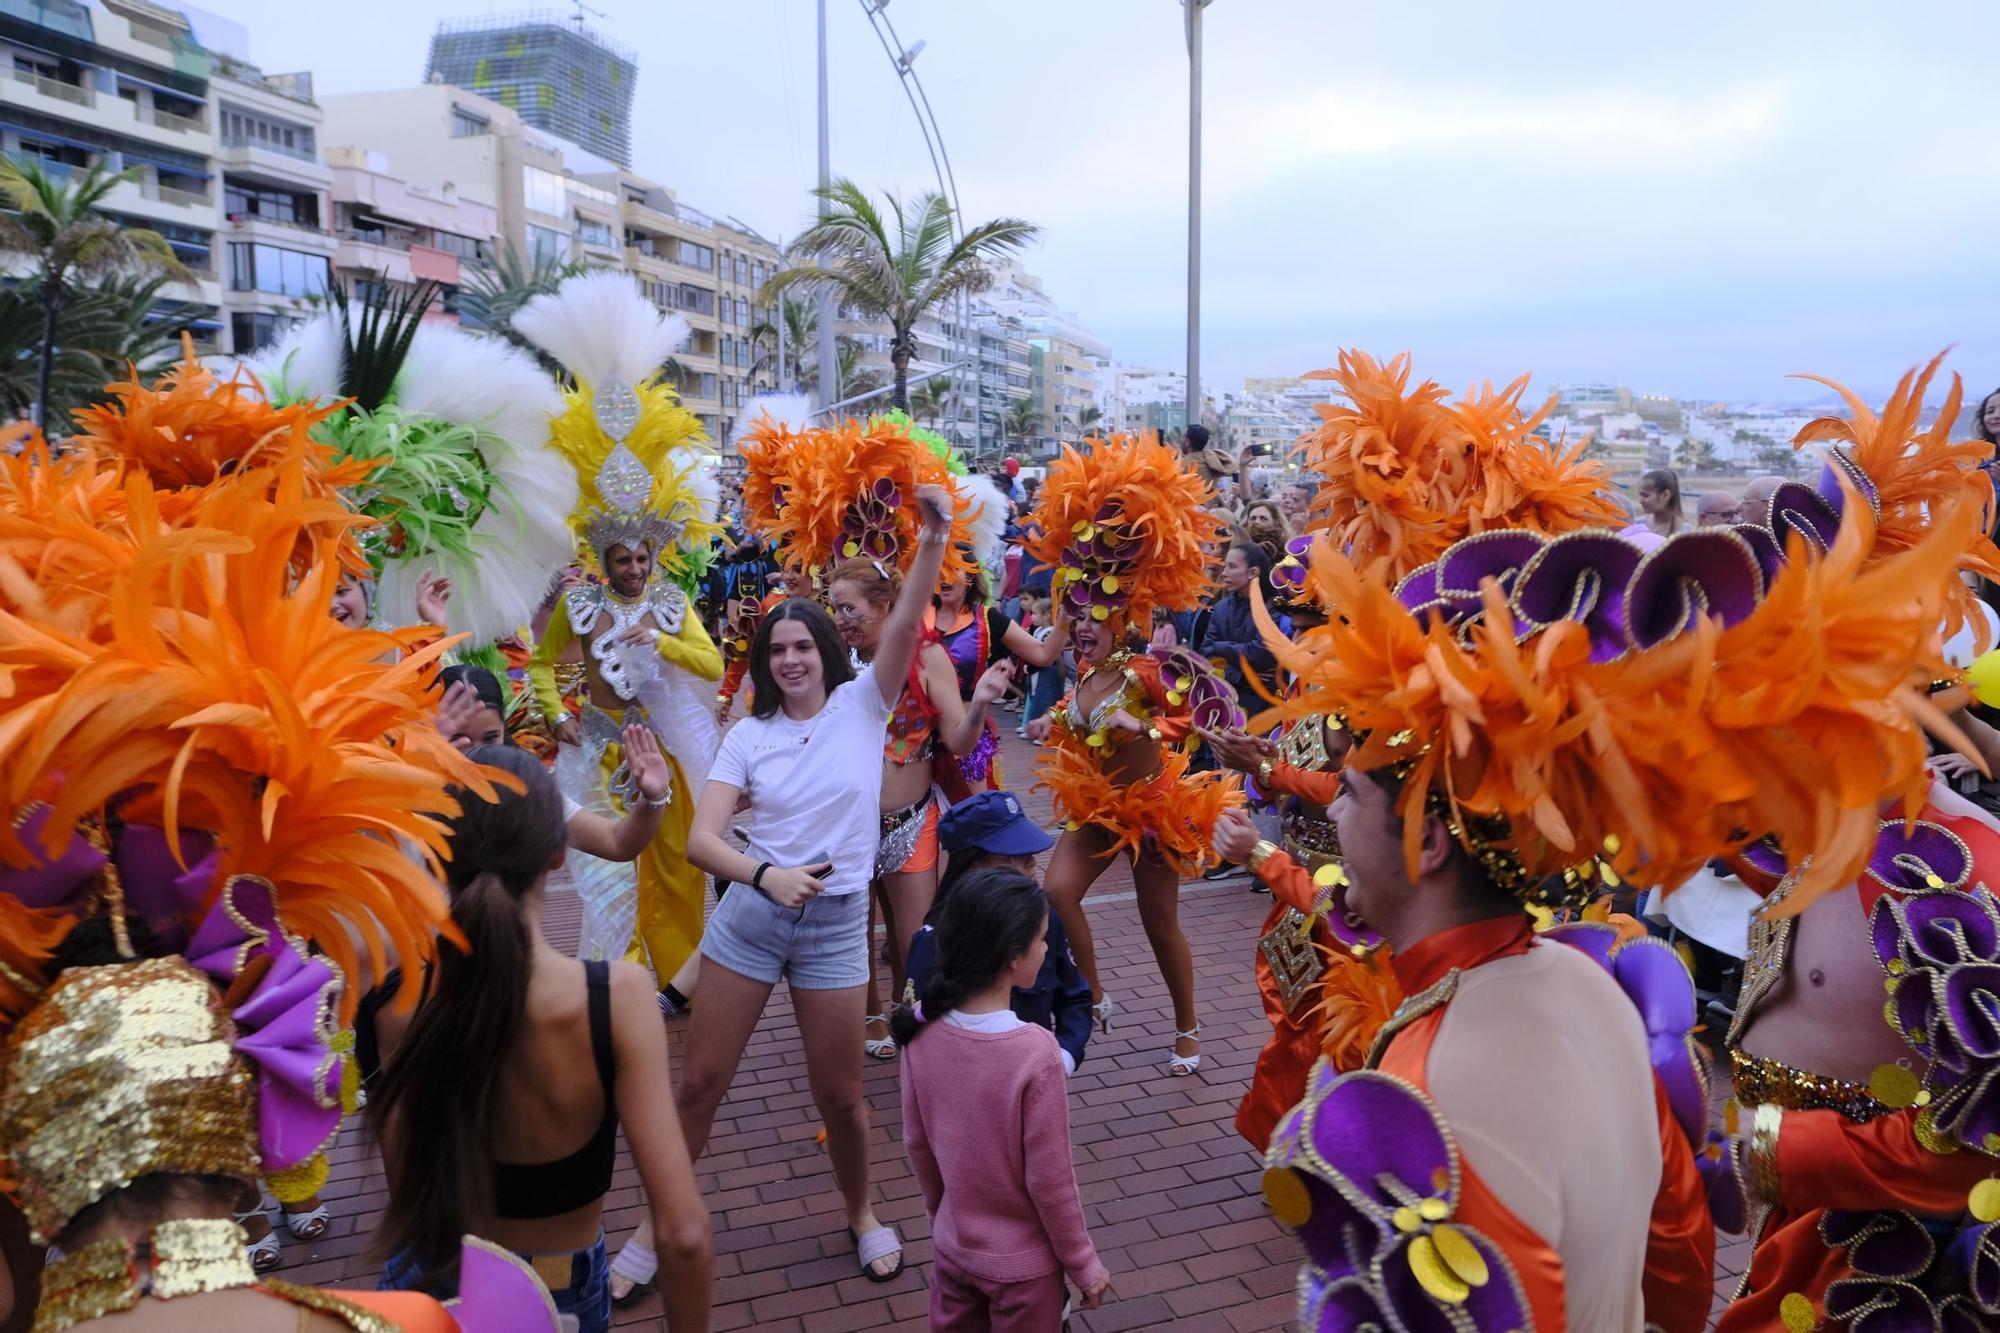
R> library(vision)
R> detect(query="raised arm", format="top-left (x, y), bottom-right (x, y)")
top-left (527, 604), bottom-right (577, 737)
top-left (932, 650), bottom-right (1011, 756)
top-left (1002, 610), bottom-right (1068, 669)
top-left (565, 725), bottom-right (670, 860)
top-left (872, 485), bottom-right (954, 709)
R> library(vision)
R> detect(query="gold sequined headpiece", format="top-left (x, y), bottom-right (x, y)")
top-left (2, 959), bottom-right (259, 1243)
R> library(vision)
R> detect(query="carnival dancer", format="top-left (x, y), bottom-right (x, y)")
top-left (928, 543), bottom-right (1069, 802)
top-left (828, 558), bottom-right (1012, 1059)
top-left (1255, 379), bottom-right (1987, 1329)
top-left (1712, 355), bottom-right (2000, 1333)
top-left (1208, 352), bottom-right (1628, 1151)
top-left (0, 410), bottom-right (568, 1330)
top-left (516, 272), bottom-right (727, 982)
top-left (1020, 433), bottom-right (1243, 1075)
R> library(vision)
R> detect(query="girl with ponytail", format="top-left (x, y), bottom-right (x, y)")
top-left (895, 868), bottom-right (1115, 1328)
top-left (363, 745), bottom-right (713, 1333)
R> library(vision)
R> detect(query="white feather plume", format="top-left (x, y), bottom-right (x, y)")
top-left (739, 392), bottom-right (815, 439)
top-left (513, 270), bottom-right (690, 386)
top-left (395, 324), bottom-right (566, 460)
top-left (672, 447), bottom-right (722, 524)
top-left (241, 311), bottom-right (344, 405)
top-left (954, 472), bottom-right (1010, 572)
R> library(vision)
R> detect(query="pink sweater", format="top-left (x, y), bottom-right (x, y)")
top-left (900, 1019), bottom-right (1108, 1289)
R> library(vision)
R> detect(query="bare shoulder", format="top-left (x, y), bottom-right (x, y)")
top-left (606, 959), bottom-right (658, 1008)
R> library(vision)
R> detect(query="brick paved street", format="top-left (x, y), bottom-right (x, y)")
top-left (269, 724), bottom-right (1749, 1331)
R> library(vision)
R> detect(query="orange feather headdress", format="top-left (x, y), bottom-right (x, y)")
top-left (1295, 350), bottom-right (1623, 584)
top-left (738, 410), bottom-right (981, 590)
top-left (1024, 433), bottom-right (1226, 631)
top-left (1787, 350), bottom-right (1999, 647)
top-left (1257, 484), bottom-right (1975, 919)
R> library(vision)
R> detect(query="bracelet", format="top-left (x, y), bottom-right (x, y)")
top-left (1247, 839), bottom-right (1280, 872)
top-left (917, 529), bottom-right (950, 547)
top-left (639, 790), bottom-right (671, 810)
top-left (751, 861), bottom-right (772, 890)
top-left (1746, 1104), bottom-right (1782, 1206)
top-left (1257, 757), bottom-right (1276, 787)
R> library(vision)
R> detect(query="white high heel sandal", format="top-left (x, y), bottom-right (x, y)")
top-left (1167, 1024), bottom-right (1201, 1077)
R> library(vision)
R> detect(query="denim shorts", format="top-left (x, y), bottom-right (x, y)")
top-left (380, 1231), bottom-right (610, 1333)
top-left (699, 883), bottom-right (870, 989)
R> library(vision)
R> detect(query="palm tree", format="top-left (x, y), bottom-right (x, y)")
top-left (763, 179), bottom-right (1038, 411)
top-left (0, 157), bottom-right (189, 431)
top-left (1004, 399), bottom-right (1043, 452)
top-left (748, 295), bottom-right (816, 391)
top-left (907, 375), bottom-right (951, 427)
top-left (0, 274), bottom-right (203, 422)
top-left (836, 337), bottom-right (884, 402)
top-left (1076, 404), bottom-right (1103, 438)
top-left (457, 239), bottom-right (589, 376)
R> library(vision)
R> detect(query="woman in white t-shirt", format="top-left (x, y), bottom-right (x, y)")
top-left (607, 485), bottom-right (952, 1301)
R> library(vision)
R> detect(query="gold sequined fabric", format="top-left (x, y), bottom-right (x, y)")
top-left (1729, 1046), bottom-right (1887, 1123)
top-left (33, 1218), bottom-right (256, 1333)
top-left (1, 959), bottom-right (259, 1243)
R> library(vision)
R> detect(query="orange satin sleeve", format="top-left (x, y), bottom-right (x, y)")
top-left (1376, 1013), bottom-right (1569, 1333)
top-left (1643, 1076), bottom-right (1716, 1333)
top-left (1267, 761), bottom-right (1338, 807)
top-left (1253, 847), bottom-right (1322, 916)
top-left (1776, 1106), bottom-right (1991, 1215)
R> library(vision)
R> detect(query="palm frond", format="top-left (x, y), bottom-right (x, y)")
top-left (335, 277), bottom-right (439, 414)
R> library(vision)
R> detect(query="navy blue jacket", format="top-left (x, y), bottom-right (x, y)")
top-left (904, 903), bottom-right (1093, 1071)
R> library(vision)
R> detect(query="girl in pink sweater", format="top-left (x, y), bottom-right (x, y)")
top-left (893, 868), bottom-right (1114, 1330)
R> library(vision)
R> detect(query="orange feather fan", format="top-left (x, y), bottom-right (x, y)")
top-left (1254, 493), bottom-right (1976, 919)
top-left (1308, 947), bottom-right (1405, 1074)
top-left (1023, 433), bottom-right (1225, 631)
top-left (1791, 351), bottom-right (2000, 647)
top-left (738, 414), bottom-right (978, 588)
top-left (1296, 351), bottom-right (1622, 583)
top-left (1031, 736), bottom-right (1240, 877)
top-left (0, 478), bottom-right (498, 1019)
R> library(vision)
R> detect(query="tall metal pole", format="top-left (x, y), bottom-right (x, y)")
top-left (816, 0), bottom-right (839, 412)
top-left (1184, 0), bottom-right (1209, 433)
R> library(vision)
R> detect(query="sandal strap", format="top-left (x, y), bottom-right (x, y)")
top-left (854, 1225), bottom-right (902, 1268)
top-left (609, 1240), bottom-right (658, 1284)
top-left (1175, 1026), bottom-right (1201, 1040)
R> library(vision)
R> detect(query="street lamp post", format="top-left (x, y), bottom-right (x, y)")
top-left (816, 0), bottom-right (839, 412)
top-left (1184, 0), bottom-right (1212, 433)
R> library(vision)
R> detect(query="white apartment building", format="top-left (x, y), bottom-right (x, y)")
top-left (324, 145), bottom-right (497, 330)
top-left (0, 0), bottom-right (338, 354)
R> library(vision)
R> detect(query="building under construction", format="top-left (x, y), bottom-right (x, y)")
top-left (425, 10), bottom-right (636, 166)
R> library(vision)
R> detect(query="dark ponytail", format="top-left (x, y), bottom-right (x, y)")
top-left (369, 744), bottom-right (568, 1285)
top-left (890, 867), bottom-right (1046, 1047)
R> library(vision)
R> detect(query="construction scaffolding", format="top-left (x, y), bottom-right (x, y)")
top-left (426, 10), bottom-right (637, 166)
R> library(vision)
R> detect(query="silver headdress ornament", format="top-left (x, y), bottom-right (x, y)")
top-left (585, 378), bottom-right (686, 558)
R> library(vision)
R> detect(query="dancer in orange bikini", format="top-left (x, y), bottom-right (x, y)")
top-left (1021, 433), bottom-right (1242, 1076)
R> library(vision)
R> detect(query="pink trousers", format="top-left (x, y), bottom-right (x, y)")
top-left (929, 1256), bottom-right (1067, 1331)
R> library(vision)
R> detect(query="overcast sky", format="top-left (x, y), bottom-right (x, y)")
top-left (191, 0), bottom-right (2000, 404)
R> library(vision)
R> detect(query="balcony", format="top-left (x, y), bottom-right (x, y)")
top-left (149, 105), bottom-right (207, 134)
top-left (12, 69), bottom-right (91, 107)
top-left (216, 134), bottom-right (329, 186)
top-left (227, 213), bottom-right (335, 251)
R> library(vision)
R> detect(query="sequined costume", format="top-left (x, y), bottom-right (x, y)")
top-left (1256, 350), bottom-right (1998, 1332)
top-left (873, 644), bottom-right (945, 877)
top-left (0, 377), bottom-right (563, 1331)
top-left (514, 272), bottom-right (726, 979)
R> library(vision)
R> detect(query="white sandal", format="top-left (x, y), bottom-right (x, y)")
top-left (608, 1239), bottom-right (658, 1308)
top-left (1091, 993), bottom-right (1114, 1033)
top-left (236, 1208), bottom-right (281, 1271)
top-left (863, 1013), bottom-right (898, 1060)
top-left (1167, 1025), bottom-right (1201, 1077)
top-left (282, 1202), bottom-right (331, 1239)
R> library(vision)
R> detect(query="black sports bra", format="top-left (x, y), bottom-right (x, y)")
top-left (357, 958), bottom-right (619, 1219)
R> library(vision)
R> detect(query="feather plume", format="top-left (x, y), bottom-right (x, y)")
top-left (954, 471), bottom-right (1009, 572)
top-left (514, 270), bottom-right (690, 389)
top-left (1024, 433), bottom-right (1224, 629)
top-left (1256, 492), bottom-right (1973, 917)
top-left (740, 393), bottom-right (814, 438)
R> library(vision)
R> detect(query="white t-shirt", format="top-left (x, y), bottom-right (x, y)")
top-left (706, 665), bottom-right (891, 896)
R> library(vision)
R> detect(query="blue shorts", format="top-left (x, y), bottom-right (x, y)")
top-left (699, 883), bottom-right (870, 989)
top-left (381, 1233), bottom-right (610, 1333)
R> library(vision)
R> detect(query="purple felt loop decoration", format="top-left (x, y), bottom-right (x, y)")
top-left (1265, 1068), bottom-right (1534, 1332)
top-left (1544, 925), bottom-right (1709, 1150)
top-left (1768, 480), bottom-right (1842, 555)
top-left (1510, 532), bottom-right (1643, 662)
top-left (445, 1237), bottom-right (567, 1332)
top-left (111, 824), bottom-right (219, 952)
top-left (1271, 535), bottom-right (1314, 610)
top-left (1817, 448), bottom-right (1882, 520)
top-left (1946, 1220), bottom-right (2000, 1315)
top-left (1624, 529), bottom-right (1765, 650)
top-left (186, 875), bottom-right (344, 1173)
top-left (842, 478), bottom-right (903, 562)
top-left (1393, 561), bottom-right (1446, 621)
top-left (1, 804), bottom-right (106, 910)
top-left (1732, 522), bottom-right (1786, 590)
top-left (1738, 835), bottom-right (1789, 882)
top-left (1820, 1210), bottom-right (1941, 1333)
top-left (1433, 531), bottom-right (1546, 623)
top-left (1866, 820), bottom-right (1973, 897)
top-left (1699, 1135), bottom-right (1744, 1236)
top-left (1149, 645), bottom-right (1245, 732)
top-left (1871, 882), bottom-right (2000, 1154)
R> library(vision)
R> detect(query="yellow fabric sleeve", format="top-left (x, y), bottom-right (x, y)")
top-left (655, 611), bottom-right (724, 682)
top-left (527, 609), bottom-right (575, 721)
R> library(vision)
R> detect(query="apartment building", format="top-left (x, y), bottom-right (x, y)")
top-left (212, 56), bottom-right (333, 353)
top-left (324, 145), bottom-right (497, 327)
top-left (712, 218), bottom-right (780, 446)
